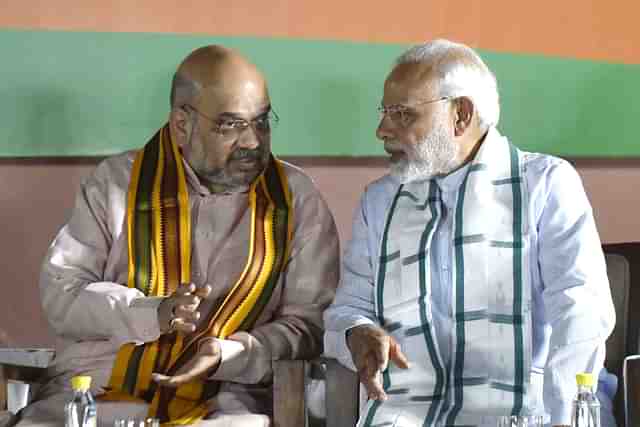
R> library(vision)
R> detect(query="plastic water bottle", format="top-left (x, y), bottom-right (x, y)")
top-left (64, 376), bottom-right (97, 427)
top-left (571, 372), bottom-right (600, 427)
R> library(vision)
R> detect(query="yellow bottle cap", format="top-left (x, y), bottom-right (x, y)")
top-left (576, 373), bottom-right (595, 387)
top-left (71, 376), bottom-right (92, 391)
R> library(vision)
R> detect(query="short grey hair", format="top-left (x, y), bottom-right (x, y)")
top-left (396, 39), bottom-right (500, 130)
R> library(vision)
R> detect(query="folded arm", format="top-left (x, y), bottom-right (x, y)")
top-left (209, 189), bottom-right (340, 384)
top-left (40, 163), bottom-right (162, 345)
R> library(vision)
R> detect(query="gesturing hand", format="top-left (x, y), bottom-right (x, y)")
top-left (158, 283), bottom-right (212, 334)
top-left (346, 324), bottom-right (409, 401)
top-left (151, 337), bottom-right (222, 387)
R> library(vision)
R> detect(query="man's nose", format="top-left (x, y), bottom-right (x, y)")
top-left (376, 116), bottom-right (394, 142)
top-left (237, 127), bottom-right (261, 150)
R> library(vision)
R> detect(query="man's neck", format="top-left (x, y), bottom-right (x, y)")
top-left (458, 129), bottom-right (490, 168)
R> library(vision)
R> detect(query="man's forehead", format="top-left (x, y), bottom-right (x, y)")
top-left (196, 80), bottom-right (271, 116)
top-left (383, 63), bottom-right (439, 104)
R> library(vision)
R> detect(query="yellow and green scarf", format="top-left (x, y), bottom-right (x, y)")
top-left (101, 125), bottom-right (293, 424)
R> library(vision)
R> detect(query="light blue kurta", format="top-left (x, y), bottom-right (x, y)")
top-left (324, 130), bottom-right (616, 427)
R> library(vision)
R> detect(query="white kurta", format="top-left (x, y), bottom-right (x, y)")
top-left (324, 129), bottom-right (617, 426)
top-left (17, 151), bottom-right (340, 427)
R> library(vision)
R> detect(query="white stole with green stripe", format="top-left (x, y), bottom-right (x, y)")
top-left (361, 130), bottom-right (533, 427)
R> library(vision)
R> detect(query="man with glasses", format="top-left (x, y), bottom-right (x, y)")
top-left (324, 39), bottom-right (616, 426)
top-left (15, 45), bottom-right (339, 427)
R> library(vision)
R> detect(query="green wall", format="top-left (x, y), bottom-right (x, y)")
top-left (1, 29), bottom-right (638, 157)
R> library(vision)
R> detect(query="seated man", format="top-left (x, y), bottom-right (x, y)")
top-left (15, 45), bottom-right (339, 427)
top-left (324, 39), bottom-right (616, 427)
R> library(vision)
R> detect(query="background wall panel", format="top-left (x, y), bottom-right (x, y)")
top-left (2, 29), bottom-right (639, 157)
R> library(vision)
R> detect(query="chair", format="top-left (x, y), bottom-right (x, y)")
top-left (603, 243), bottom-right (640, 427)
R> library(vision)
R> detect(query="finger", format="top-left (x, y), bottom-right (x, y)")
top-left (359, 354), bottom-right (386, 401)
top-left (151, 353), bottom-right (218, 387)
top-left (176, 294), bottom-right (201, 310)
top-left (366, 375), bottom-right (387, 401)
top-left (389, 337), bottom-right (409, 369)
top-left (175, 283), bottom-right (196, 296)
top-left (170, 318), bottom-right (196, 334)
top-left (371, 334), bottom-right (390, 372)
top-left (173, 306), bottom-right (200, 323)
top-left (194, 285), bottom-right (212, 299)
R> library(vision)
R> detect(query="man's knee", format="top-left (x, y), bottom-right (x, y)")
top-left (9, 414), bottom-right (57, 427)
top-left (197, 412), bottom-right (270, 427)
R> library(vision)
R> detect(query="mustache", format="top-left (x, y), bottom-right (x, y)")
top-left (383, 141), bottom-right (403, 154)
top-left (230, 148), bottom-right (263, 161)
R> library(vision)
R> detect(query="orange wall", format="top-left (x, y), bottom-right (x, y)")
top-left (3, 0), bottom-right (639, 63)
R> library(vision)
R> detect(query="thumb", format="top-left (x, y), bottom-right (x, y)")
top-left (389, 337), bottom-right (409, 369)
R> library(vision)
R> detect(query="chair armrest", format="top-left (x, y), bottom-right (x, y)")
top-left (624, 354), bottom-right (640, 427)
top-left (272, 358), bottom-right (360, 427)
top-left (323, 357), bottom-right (359, 427)
top-left (0, 348), bottom-right (54, 411)
top-left (273, 359), bottom-right (306, 427)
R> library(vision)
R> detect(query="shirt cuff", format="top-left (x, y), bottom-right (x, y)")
top-left (209, 338), bottom-right (247, 381)
top-left (324, 315), bottom-right (376, 371)
top-left (128, 296), bottom-right (165, 343)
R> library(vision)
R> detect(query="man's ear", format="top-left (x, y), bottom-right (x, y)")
top-left (169, 107), bottom-right (193, 146)
top-left (453, 97), bottom-right (474, 137)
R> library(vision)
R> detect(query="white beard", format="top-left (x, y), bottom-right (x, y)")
top-left (389, 116), bottom-right (460, 183)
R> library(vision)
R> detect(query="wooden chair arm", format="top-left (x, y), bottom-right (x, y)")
top-left (0, 364), bottom-right (48, 411)
top-left (273, 359), bottom-right (306, 427)
top-left (0, 349), bottom-right (54, 411)
top-left (322, 357), bottom-right (359, 427)
top-left (272, 358), bottom-right (359, 427)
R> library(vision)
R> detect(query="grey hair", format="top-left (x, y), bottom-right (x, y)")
top-left (396, 39), bottom-right (500, 130)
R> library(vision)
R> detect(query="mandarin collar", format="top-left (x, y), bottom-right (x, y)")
top-left (434, 162), bottom-right (471, 193)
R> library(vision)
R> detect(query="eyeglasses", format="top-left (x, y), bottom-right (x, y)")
top-left (378, 96), bottom-right (452, 128)
top-left (182, 104), bottom-right (279, 139)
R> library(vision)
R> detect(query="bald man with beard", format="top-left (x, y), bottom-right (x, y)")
top-left (12, 46), bottom-right (339, 427)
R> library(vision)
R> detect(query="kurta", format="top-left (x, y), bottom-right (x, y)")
top-left (324, 129), bottom-right (616, 426)
top-left (17, 150), bottom-right (340, 427)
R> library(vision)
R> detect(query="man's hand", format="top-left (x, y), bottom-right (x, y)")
top-left (151, 338), bottom-right (222, 387)
top-left (158, 283), bottom-right (212, 334)
top-left (346, 324), bottom-right (409, 401)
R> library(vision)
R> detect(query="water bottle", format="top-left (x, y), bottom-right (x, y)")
top-left (571, 372), bottom-right (600, 427)
top-left (64, 376), bottom-right (97, 427)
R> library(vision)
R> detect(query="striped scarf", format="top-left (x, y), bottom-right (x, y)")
top-left (361, 129), bottom-right (532, 427)
top-left (102, 125), bottom-right (293, 425)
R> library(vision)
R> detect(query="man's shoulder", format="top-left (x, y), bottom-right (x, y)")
top-left (518, 150), bottom-right (587, 210)
top-left (361, 174), bottom-right (399, 209)
top-left (86, 150), bottom-right (138, 190)
top-left (519, 150), bottom-right (583, 192)
top-left (364, 174), bottom-right (398, 194)
top-left (521, 150), bottom-right (572, 175)
top-left (277, 159), bottom-right (322, 197)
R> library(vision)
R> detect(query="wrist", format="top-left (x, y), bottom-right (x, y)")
top-left (157, 298), bottom-right (174, 334)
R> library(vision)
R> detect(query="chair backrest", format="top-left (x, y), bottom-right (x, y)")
top-left (603, 242), bottom-right (640, 427)
top-left (604, 253), bottom-right (631, 379)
